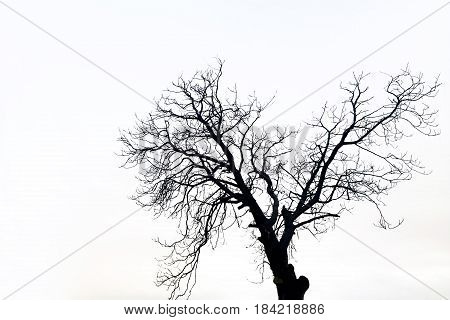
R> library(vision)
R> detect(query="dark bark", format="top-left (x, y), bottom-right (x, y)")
top-left (259, 226), bottom-right (309, 300)
top-left (274, 265), bottom-right (309, 300)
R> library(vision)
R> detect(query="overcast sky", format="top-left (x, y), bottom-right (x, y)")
top-left (1, 0), bottom-right (449, 300)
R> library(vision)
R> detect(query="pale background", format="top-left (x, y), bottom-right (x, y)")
top-left (0, 0), bottom-right (449, 299)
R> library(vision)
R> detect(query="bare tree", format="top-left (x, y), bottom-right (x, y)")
top-left (119, 60), bottom-right (440, 299)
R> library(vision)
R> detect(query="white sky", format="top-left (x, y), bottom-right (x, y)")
top-left (0, 0), bottom-right (449, 299)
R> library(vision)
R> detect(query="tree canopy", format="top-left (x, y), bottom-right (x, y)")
top-left (119, 60), bottom-right (440, 299)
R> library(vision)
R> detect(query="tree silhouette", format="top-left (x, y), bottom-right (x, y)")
top-left (119, 60), bottom-right (440, 299)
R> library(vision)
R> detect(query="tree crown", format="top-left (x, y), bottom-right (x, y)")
top-left (120, 61), bottom-right (440, 298)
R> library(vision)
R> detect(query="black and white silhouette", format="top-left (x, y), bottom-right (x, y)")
top-left (120, 60), bottom-right (440, 299)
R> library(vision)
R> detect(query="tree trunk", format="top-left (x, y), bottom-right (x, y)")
top-left (263, 240), bottom-right (310, 299)
top-left (258, 223), bottom-right (309, 300)
top-left (274, 267), bottom-right (310, 300)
